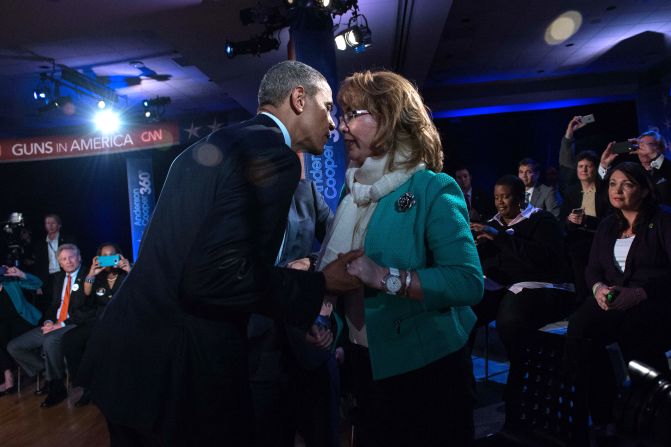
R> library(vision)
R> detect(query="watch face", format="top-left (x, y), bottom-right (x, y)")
top-left (386, 275), bottom-right (403, 293)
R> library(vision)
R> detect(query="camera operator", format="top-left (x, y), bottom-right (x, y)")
top-left (0, 265), bottom-right (42, 396)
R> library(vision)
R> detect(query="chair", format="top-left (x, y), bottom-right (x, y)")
top-left (476, 331), bottom-right (590, 447)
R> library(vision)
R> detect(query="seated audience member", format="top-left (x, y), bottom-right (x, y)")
top-left (518, 158), bottom-right (562, 218)
top-left (559, 116), bottom-right (611, 302)
top-left (7, 243), bottom-right (87, 408)
top-left (567, 162), bottom-right (671, 428)
top-left (599, 130), bottom-right (671, 205)
top-left (63, 242), bottom-right (130, 407)
top-left (0, 266), bottom-right (42, 395)
top-left (454, 165), bottom-right (495, 222)
top-left (470, 175), bottom-right (574, 354)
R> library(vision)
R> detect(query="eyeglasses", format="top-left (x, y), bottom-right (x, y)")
top-left (340, 109), bottom-right (370, 125)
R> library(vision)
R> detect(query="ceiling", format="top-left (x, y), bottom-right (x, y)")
top-left (2, 0), bottom-right (671, 137)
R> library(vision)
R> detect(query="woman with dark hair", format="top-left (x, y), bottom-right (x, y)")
top-left (568, 162), bottom-right (671, 427)
top-left (470, 175), bottom-right (574, 354)
top-left (320, 69), bottom-right (483, 446)
top-left (62, 242), bottom-right (130, 406)
top-left (559, 116), bottom-right (611, 303)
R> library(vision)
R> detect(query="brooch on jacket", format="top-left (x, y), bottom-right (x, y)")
top-left (396, 192), bottom-right (416, 212)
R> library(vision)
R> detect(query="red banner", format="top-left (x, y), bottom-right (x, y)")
top-left (0, 123), bottom-right (180, 163)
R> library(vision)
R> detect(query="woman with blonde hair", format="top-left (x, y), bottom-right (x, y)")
top-left (317, 70), bottom-right (483, 446)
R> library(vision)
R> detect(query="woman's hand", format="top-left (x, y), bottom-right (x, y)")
top-left (4, 266), bottom-right (27, 280)
top-left (600, 141), bottom-right (618, 170)
top-left (88, 256), bottom-right (103, 277)
top-left (345, 255), bottom-right (386, 290)
top-left (567, 211), bottom-right (585, 225)
top-left (607, 287), bottom-right (647, 311)
top-left (565, 115), bottom-right (582, 140)
top-left (117, 255), bottom-right (131, 273)
top-left (470, 223), bottom-right (499, 241)
top-left (593, 283), bottom-right (611, 311)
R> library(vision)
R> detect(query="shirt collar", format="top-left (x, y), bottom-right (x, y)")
top-left (651, 153), bottom-right (665, 170)
top-left (46, 232), bottom-right (60, 243)
top-left (490, 203), bottom-right (540, 227)
top-left (260, 112), bottom-right (291, 148)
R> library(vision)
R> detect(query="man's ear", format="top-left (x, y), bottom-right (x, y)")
top-left (290, 86), bottom-right (306, 114)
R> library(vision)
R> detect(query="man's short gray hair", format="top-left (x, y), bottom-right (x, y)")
top-left (56, 243), bottom-right (80, 258)
top-left (258, 60), bottom-right (328, 108)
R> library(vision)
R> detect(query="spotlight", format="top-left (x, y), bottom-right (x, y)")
top-left (334, 20), bottom-right (371, 52)
top-left (33, 75), bottom-right (52, 103)
top-left (98, 99), bottom-right (107, 109)
top-left (225, 33), bottom-right (280, 59)
top-left (94, 110), bottom-right (121, 134)
top-left (142, 96), bottom-right (171, 122)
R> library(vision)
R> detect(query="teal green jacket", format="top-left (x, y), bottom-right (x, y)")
top-left (1, 273), bottom-right (43, 326)
top-left (361, 169), bottom-right (483, 380)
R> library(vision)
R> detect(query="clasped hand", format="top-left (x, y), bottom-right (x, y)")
top-left (594, 284), bottom-right (646, 311)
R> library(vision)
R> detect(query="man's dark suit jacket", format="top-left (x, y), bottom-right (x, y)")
top-left (81, 114), bottom-right (326, 445)
top-left (45, 269), bottom-right (91, 325)
top-left (650, 158), bottom-right (671, 206)
top-left (585, 206), bottom-right (671, 299)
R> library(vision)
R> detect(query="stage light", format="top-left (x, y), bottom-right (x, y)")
top-left (545, 10), bottom-right (582, 45)
top-left (225, 33), bottom-right (280, 59)
top-left (94, 110), bottom-right (121, 134)
top-left (142, 96), bottom-right (171, 122)
top-left (97, 99), bottom-right (107, 109)
top-left (334, 22), bottom-right (371, 52)
top-left (33, 75), bottom-right (52, 103)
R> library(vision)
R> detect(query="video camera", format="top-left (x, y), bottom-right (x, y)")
top-left (1, 212), bottom-right (26, 266)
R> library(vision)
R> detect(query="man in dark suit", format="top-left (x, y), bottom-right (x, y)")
top-left (81, 61), bottom-right (360, 446)
top-left (7, 243), bottom-right (89, 408)
top-left (454, 166), bottom-right (494, 222)
top-left (518, 158), bottom-right (561, 218)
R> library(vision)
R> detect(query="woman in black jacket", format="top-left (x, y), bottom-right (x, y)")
top-left (568, 162), bottom-right (671, 427)
top-left (471, 175), bottom-right (574, 354)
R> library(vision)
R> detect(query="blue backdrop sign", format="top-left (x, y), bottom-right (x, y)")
top-left (290, 8), bottom-right (347, 211)
top-left (126, 157), bottom-right (155, 261)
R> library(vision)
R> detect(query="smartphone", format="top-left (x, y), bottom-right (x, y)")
top-left (611, 141), bottom-right (636, 154)
top-left (576, 114), bottom-right (595, 129)
top-left (98, 254), bottom-right (120, 268)
top-left (571, 208), bottom-right (584, 215)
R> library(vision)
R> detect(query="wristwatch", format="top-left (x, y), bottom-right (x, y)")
top-left (381, 267), bottom-right (403, 295)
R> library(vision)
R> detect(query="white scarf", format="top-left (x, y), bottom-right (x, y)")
top-left (317, 149), bottom-right (424, 346)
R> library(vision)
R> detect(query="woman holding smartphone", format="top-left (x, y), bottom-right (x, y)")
top-left (62, 242), bottom-right (130, 406)
top-left (559, 116), bottom-right (610, 303)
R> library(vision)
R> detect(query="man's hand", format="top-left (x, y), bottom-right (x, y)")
top-left (41, 321), bottom-right (63, 335)
top-left (4, 266), bottom-right (27, 280)
top-left (322, 249), bottom-right (364, 294)
top-left (305, 324), bottom-right (333, 350)
top-left (287, 257), bottom-right (311, 271)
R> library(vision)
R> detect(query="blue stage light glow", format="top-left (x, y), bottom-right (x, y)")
top-left (432, 95), bottom-right (634, 119)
